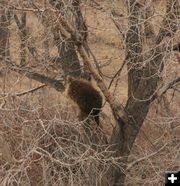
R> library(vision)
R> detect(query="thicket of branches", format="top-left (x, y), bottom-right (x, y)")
top-left (0, 0), bottom-right (179, 186)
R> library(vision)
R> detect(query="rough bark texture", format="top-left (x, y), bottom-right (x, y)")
top-left (0, 9), bottom-right (9, 60)
top-left (108, 1), bottom-right (179, 185)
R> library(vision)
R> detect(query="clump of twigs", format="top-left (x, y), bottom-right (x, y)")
top-left (0, 96), bottom-right (116, 186)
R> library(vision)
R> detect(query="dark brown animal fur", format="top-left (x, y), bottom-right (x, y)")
top-left (66, 76), bottom-right (102, 125)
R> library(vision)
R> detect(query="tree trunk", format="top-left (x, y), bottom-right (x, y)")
top-left (0, 8), bottom-right (9, 60)
top-left (106, 1), bottom-right (179, 185)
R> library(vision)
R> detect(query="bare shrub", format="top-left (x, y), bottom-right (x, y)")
top-left (0, 96), bottom-right (115, 186)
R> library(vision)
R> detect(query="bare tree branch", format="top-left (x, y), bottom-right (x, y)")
top-left (77, 45), bottom-right (129, 123)
top-left (125, 1), bottom-right (143, 96)
top-left (14, 12), bottom-right (43, 64)
top-left (143, 3), bottom-right (156, 47)
top-left (0, 8), bottom-right (9, 60)
top-left (1, 84), bottom-right (47, 97)
top-left (0, 56), bottom-right (64, 92)
top-left (12, 66), bottom-right (64, 92)
top-left (16, 84), bottom-right (47, 96)
top-left (154, 77), bottom-right (180, 99)
top-left (126, 143), bottom-right (168, 171)
top-left (156, 0), bottom-right (180, 44)
top-left (14, 13), bottom-right (27, 66)
top-left (108, 60), bottom-right (126, 89)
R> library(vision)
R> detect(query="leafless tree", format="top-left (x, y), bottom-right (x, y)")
top-left (0, 0), bottom-right (179, 186)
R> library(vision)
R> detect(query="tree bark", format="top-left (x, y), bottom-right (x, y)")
top-left (106, 1), bottom-right (179, 185)
top-left (0, 8), bottom-right (9, 60)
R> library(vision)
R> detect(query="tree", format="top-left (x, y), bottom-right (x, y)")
top-left (0, 1), bottom-right (10, 62)
top-left (103, 1), bottom-right (180, 185)
top-left (0, 0), bottom-right (179, 185)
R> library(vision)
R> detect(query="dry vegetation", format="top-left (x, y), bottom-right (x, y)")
top-left (0, 0), bottom-right (180, 186)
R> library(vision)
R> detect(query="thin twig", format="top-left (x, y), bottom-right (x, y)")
top-left (16, 84), bottom-right (47, 96)
top-left (126, 143), bottom-right (168, 171)
top-left (108, 59), bottom-right (126, 89)
top-left (0, 84), bottom-right (47, 97)
top-left (155, 77), bottom-right (180, 98)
